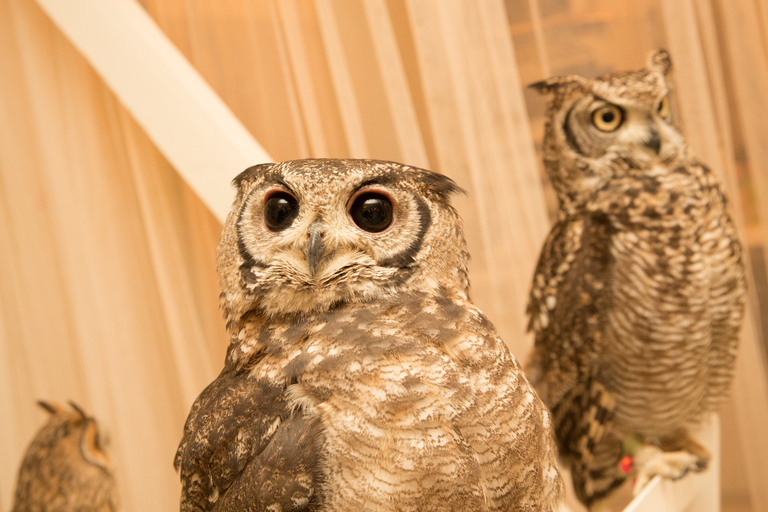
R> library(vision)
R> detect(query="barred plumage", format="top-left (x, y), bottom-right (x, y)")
top-left (527, 51), bottom-right (746, 507)
top-left (176, 159), bottom-right (563, 511)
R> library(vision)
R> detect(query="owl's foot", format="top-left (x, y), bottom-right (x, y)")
top-left (631, 444), bottom-right (707, 495)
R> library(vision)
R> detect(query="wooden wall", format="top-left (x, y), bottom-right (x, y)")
top-left (1, 0), bottom-right (766, 511)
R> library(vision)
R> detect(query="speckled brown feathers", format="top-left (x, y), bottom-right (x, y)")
top-left (11, 401), bottom-right (117, 512)
top-left (528, 51), bottom-right (746, 506)
top-left (175, 159), bottom-right (563, 511)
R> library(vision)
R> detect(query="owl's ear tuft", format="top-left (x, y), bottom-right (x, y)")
top-left (37, 400), bottom-right (65, 415)
top-left (529, 76), bottom-right (588, 94)
top-left (648, 49), bottom-right (672, 75)
top-left (421, 171), bottom-right (466, 201)
top-left (68, 401), bottom-right (88, 420)
top-left (232, 163), bottom-right (277, 192)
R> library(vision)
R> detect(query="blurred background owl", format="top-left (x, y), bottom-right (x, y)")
top-left (11, 401), bottom-right (117, 512)
top-left (526, 50), bottom-right (747, 509)
top-left (174, 159), bottom-right (564, 511)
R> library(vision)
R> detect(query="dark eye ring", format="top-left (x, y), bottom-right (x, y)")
top-left (348, 189), bottom-right (395, 233)
top-left (263, 189), bottom-right (299, 232)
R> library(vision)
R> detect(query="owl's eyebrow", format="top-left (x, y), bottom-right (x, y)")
top-left (590, 94), bottom-right (615, 106)
top-left (265, 176), bottom-right (294, 192)
top-left (357, 175), bottom-right (398, 190)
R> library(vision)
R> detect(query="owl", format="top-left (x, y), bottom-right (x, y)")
top-left (11, 401), bottom-right (117, 512)
top-left (174, 159), bottom-right (564, 511)
top-left (526, 50), bottom-right (746, 508)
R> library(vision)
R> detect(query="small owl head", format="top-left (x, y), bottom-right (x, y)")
top-left (218, 159), bottom-right (468, 324)
top-left (12, 401), bottom-right (116, 511)
top-left (532, 50), bottom-right (687, 209)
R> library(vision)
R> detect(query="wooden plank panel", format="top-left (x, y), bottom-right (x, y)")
top-left (313, 0), bottom-right (369, 157)
top-left (404, 0), bottom-right (550, 356)
top-left (660, 1), bottom-right (768, 508)
top-left (0, 1), bottom-right (229, 510)
top-left (33, 0), bottom-right (272, 222)
top-left (105, 101), bottom-right (225, 407)
top-left (362, 0), bottom-right (429, 167)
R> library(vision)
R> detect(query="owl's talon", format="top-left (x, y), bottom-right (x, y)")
top-left (631, 445), bottom-right (705, 495)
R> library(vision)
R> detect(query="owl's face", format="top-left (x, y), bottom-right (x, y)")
top-left (533, 50), bottom-right (687, 207)
top-left (218, 159), bottom-right (467, 323)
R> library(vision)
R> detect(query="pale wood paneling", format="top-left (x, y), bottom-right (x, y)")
top-left (404, 0), bottom-right (550, 354)
top-left (0, 0), bottom-right (227, 510)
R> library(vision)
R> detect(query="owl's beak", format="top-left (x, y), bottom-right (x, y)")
top-left (645, 123), bottom-right (661, 155)
top-left (306, 221), bottom-right (326, 277)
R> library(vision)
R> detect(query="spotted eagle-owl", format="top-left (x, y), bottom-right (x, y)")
top-left (526, 50), bottom-right (746, 508)
top-left (11, 401), bottom-right (117, 512)
top-left (174, 159), bottom-right (564, 511)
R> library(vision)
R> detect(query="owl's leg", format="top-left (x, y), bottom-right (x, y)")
top-left (571, 430), bottom-right (626, 508)
top-left (631, 431), bottom-right (710, 495)
top-left (659, 428), bottom-right (711, 468)
top-left (553, 380), bottom-right (625, 508)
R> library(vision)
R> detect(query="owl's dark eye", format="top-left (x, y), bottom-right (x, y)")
top-left (263, 191), bottom-right (299, 232)
top-left (348, 191), bottom-right (394, 233)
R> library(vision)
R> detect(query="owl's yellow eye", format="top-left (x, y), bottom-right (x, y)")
top-left (591, 105), bottom-right (623, 132)
top-left (657, 95), bottom-right (670, 118)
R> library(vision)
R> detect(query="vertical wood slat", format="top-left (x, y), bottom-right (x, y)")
top-left (313, 0), bottom-right (369, 158)
top-left (361, 0), bottom-right (429, 168)
top-left (274, 0), bottom-right (331, 157)
top-left (179, 0), bottom-right (304, 163)
top-left (691, 0), bottom-right (757, 503)
top-left (404, 0), bottom-right (549, 355)
top-left (106, 101), bottom-right (223, 407)
top-left (254, 0), bottom-right (311, 158)
top-left (660, 1), bottom-right (768, 509)
top-left (713, 0), bottom-right (768, 283)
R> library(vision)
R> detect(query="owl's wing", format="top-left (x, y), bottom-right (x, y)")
top-left (175, 363), bottom-right (322, 512)
top-left (527, 214), bottom-right (624, 504)
top-left (527, 216), bottom-right (592, 404)
top-left (690, 160), bottom-right (746, 403)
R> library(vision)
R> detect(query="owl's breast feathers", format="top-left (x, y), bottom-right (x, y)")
top-left (176, 287), bottom-right (563, 511)
top-left (527, 160), bottom-right (746, 449)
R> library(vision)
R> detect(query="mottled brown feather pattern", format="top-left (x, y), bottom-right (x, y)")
top-left (528, 51), bottom-right (746, 506)
top-left (11, 401), bottom-right (117, 512)
top-left (176, 159), bottom-right (564, 511)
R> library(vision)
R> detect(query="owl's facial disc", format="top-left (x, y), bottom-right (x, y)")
top-left (235, 180), bottom-right (419, 316)
top-left (222, 159), bottom-right (466, 320)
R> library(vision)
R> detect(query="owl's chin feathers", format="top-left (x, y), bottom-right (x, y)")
top-left (224, 251), bottom-right (419, 322)
top-left (255, 279), bottom-right (401, 318)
